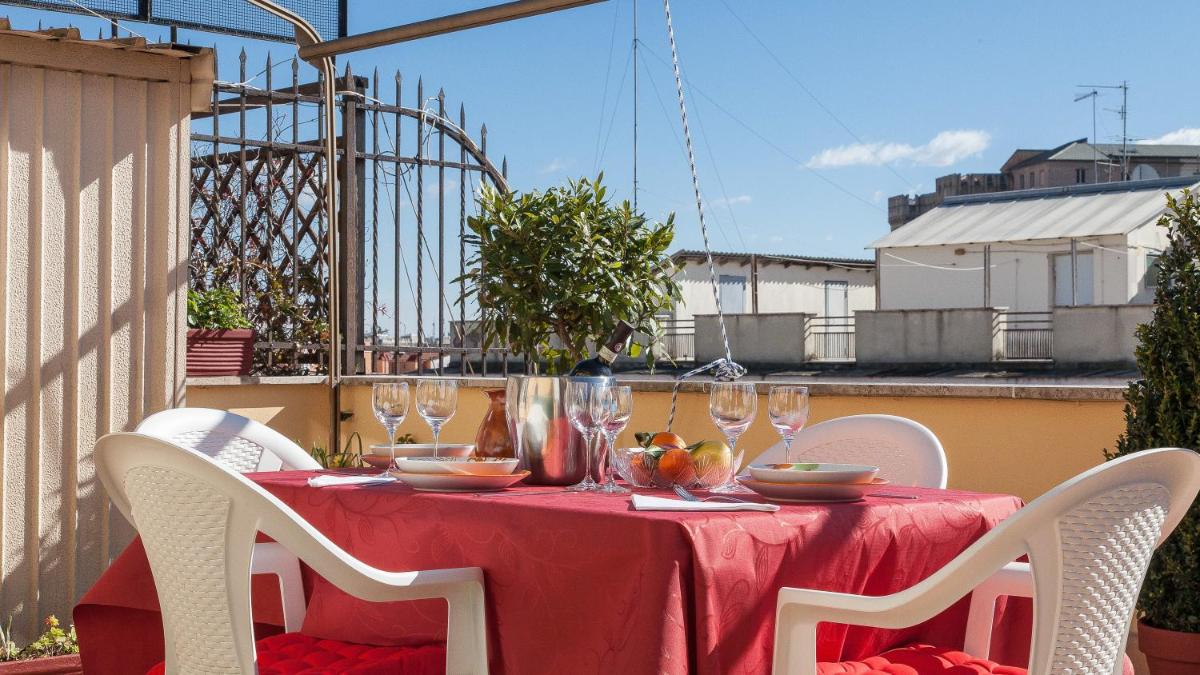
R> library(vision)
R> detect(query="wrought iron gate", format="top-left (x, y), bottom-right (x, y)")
top-left (189, 51), bottom-right (509, 376)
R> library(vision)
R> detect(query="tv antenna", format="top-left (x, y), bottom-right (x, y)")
top-left (1074, 88), bottom-right (1099, 183)
top-left (1079, 81), bottom-right (1129, 180)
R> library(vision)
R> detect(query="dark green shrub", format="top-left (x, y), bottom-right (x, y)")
top-left (1106, 189), bottom-right (1200, 632)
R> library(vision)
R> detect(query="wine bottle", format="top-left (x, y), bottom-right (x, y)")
top-left (569, 320), bottom-right (635, 377)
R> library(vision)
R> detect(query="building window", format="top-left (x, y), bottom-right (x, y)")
top-left (1029, 172), bottom-right (1035, 187)
top-left (1075, 168), bottom-right (1086, 183)
top-left (1052, 253), bottom-right (1095, 306)
top-left (1146, 254), bottom-right (1161, 289)
top-left (1019, 174), bottom-right (1025, 189)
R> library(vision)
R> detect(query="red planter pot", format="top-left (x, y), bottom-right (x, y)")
top-left (0, 654), bottom-right (82, 674)
top-left (1139, 620), bottom-right (1200, 675)
top-left (186, 328), bottom-right (255, 377)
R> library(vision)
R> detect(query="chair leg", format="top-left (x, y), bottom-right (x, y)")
top-left (444, 580), bottom-right (489, 675)
top-left (771, 607), bottom-right (818, 675)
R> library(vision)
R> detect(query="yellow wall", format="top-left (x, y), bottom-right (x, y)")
top-left (188, 381), bottom-right (1127, 502)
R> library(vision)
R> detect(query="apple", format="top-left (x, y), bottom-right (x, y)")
top-left (689, 440), bottom-right (732, 485)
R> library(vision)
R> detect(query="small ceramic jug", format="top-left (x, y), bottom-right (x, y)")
top-left (474, 388), bottom-right (515, 458)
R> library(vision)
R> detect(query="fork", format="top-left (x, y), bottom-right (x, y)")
top-left (672, 484), bottom-right (750, 504)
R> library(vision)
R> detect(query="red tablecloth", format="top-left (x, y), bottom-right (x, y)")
top-left (75, 474), bottom-right (1030, 674)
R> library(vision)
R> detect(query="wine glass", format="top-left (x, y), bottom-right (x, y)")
top-left (596, 385), bottom-right (633, 495)
top-left (708, 381), bottom-right (757, 493)
top-left (504, 377), bottom-right (533, 466)
top-left (416, 379), bottom-right (458, 458)
top-left (768, 385), bottom-right (810, 464)
top-left (371, 382), bottom-right (409, 475)
top-left (565, 380), bottom-right (603, 492)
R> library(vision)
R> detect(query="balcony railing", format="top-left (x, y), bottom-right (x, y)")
top-left (810, 315), bottom-right (856, 362)
top-left (997, 311), bottom-right (1053, 361)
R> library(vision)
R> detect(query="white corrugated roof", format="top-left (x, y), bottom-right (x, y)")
top-left (871, 177), bottom-right (1199, 249)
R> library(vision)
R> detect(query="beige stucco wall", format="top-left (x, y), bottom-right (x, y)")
top-left (190, 379), bottom-right (1128, 503)
top-left (0, 32), bottom-right (211, 642)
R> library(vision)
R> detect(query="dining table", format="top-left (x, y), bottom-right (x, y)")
top-left (74, 472), bottom-right (1032, 674)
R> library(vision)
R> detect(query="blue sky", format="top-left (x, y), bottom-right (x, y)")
top-left (6, 1), bottom-right (1200, 263)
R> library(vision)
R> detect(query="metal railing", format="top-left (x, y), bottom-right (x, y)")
top-left (659, 318), bottom-right (695, 364)
top-left (997, 311), bottom-right (1053, 361)
top-left (810, 315), bottom-right (855, 362)
top-left (190, 52), bottom-right (509, 376)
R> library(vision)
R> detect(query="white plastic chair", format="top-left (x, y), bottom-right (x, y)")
top-left (137, 407), bottom-right (322, 472)
top-left (96, 432), bottom-right (489, 675)
top-left (137, 408), bottom-right (322, 630)
top-left (772, 448), bottom-right (1200, 675)
top-left (753, 414), bottom-right (948, 488)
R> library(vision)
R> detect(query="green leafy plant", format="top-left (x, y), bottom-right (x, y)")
top-left (1105, 189), bottom-right (1200, 633)
top-left (308, 432), bottom-right (364, 469)
top-left (0, 615), bottom-right (78, 662)
top-left (461, 175), bottom-right (681, 374)
top-left (187, 287), bottom-right (252, 330)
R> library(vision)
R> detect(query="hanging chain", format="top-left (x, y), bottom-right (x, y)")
top-left (661, 0), bottom-right (744, 431)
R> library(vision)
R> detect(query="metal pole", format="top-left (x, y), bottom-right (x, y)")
top-left (983, 244), bottom-right (991, 308)
top-left (247, 0), bottom-right (341, 451)
top-left (632, 0), bottom-right (638, 212)
top-left (1070, 239), bottom-right (1078, 307)
top-left (298, 0), bottom-right (608, 61)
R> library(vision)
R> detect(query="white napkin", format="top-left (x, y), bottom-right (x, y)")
top-left (631, 493), bottom-right (779, 512)
top-left (307, 474), bottom-right (397, 488)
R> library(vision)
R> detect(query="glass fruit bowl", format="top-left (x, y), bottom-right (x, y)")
top-left (611, 442), bottom-right (733, 489)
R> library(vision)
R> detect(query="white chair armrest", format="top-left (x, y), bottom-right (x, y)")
top-left (260, 509), bottom-right (488, 675)
top-left (962, 562), bottom-right (1032, 659)
top-left (772, 552), bottom-right (1027, 675)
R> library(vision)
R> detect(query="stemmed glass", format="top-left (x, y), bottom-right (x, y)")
top-left (708, 381), bottom-right (757, 493)
top-left (596, 385), bottom-right (633, 495)
top-left (768, 385), bottom-right (810, 464)
top-left (416, 379), bottom-right (458, 458)
top-left (566, 380), bottom-right (604, 492)
top-left (371, 382), bottom-right (409, 475)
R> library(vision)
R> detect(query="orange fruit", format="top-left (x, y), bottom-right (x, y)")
top-left (656, 448), bottom-right (697, 487)
top-left (650, 431), bottom-right (687, 450)
top-left (628, 452), bottom-right (654, 486)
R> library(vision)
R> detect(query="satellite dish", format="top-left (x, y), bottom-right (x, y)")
top-left (1131, 164), bottom-right (1160, 181)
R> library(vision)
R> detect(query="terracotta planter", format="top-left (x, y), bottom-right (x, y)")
top-left (186, 328), bottom-right (254, 377)
top-left (1138, 620), bottom-right (1200, 675)
top-left (0, 654), bottom-right (82, 674)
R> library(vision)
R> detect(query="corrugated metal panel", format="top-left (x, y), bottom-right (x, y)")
top-left (0, 34), bottom-right (203, 643)
top-left (872, 180), bottom-right (1199, 249)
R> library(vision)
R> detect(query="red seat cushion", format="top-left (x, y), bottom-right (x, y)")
top-left (817, 643), bottom-right (1136, 675)
top-left (147, 632), bottom-right (446, 675)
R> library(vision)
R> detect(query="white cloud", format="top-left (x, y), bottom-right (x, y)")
top-left (539, 157), bottom-right (572, 173)
top-left (709, 194), bottom-right (752, 208)
top-left (806, 130), bottom-right (991, 169)
top-left (871, 190), bottom-right (885, 203)
top-left (1141, 128), bottom-right (1200, 145)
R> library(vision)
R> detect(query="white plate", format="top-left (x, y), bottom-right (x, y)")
top-left (395, 470), bottom-right (530, 492)
top-left (394, 456), bottom-right (520, 476)
top-left (368, 443), bottom-right (473, 458)
top-left (747, 463), bottom-right (879, 485)
top-left (738, 477), bottom-right (889, 503)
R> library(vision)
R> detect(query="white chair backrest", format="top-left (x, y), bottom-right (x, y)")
top-left (96, 433), bottom-right (370, 673)
top-left (137, 407), bottom-right (321, 472)
top-left (754, 414), bottom-right (948, 488)
top-left (897, 448), bottom-right (1199, 675)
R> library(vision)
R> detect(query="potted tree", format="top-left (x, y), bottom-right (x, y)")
top-left (186, 287), bottom-right (255, 377)
top-left (461, 174), bottom-right (681, 374)
top-left (1106, 189), bottom-right (1200, 675)
top-left (460, 175), bottom-right (681, 484)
